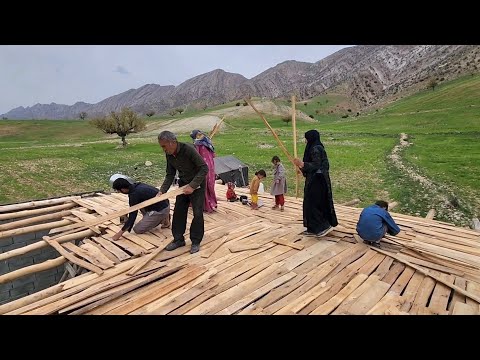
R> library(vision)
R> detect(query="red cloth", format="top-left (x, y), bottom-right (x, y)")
top-left (275, 194), bottom-right (285, 206)
top-left (194, 144), bottom-right (218, 212)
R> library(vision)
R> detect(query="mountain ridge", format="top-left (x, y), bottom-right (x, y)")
top-left (2, 45), bottom-right (479, 120)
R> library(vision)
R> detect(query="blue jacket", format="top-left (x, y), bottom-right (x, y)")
top-left (356, 204), bottom-right (400, 241)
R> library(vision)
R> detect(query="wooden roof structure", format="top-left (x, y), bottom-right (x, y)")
top-left (0, 183), bottom-right (479, 315)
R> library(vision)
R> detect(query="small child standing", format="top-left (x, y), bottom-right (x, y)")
top-left (270, 155), bottom-right (287, 211)
top-left (250, 170), bottom-right (266, 210)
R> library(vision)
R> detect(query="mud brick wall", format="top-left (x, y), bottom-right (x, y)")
top-left (0, 228), bottom-right (65, 305)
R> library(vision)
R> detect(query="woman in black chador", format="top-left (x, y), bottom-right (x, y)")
top-left (294, 129), bottom-right (338, 236)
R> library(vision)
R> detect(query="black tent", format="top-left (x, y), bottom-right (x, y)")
top-left (214, 155), bottom-right (249, 187)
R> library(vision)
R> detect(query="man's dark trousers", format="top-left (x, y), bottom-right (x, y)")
top-left (172, 186), bottom-right (205, 245)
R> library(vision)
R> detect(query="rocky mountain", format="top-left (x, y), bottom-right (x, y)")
top-left (2, 45), bottom-right (479, 119)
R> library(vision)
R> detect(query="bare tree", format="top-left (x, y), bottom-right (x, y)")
top-left (90, 108), bottom-right (146, 147)
top-left (79, 112), bottom-right (87, 120)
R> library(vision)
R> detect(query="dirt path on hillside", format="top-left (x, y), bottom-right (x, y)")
top-left (388, 133), bottom-right (471, 225)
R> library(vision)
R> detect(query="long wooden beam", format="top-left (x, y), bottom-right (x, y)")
top-left (292, 95), bottom-right (300, 198)
top-left (0, 257), bottom-right (67, 285)
top-left (245, 99), bottom-right (294, 164)
top-left (0, 196), bottom-right (80, 213)
top-left (48, 186), bottom-right (186, 236)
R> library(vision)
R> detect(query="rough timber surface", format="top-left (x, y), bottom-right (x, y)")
top-left (0, 184), bottom-right (479, 315)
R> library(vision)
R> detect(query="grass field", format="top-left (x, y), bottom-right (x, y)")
top-left (1, 74), bottom-right (479, 226)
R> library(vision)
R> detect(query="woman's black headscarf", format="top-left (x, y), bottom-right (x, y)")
top-left (303, 130), bottom-right (324, 162)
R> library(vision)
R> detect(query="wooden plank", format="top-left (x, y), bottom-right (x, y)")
top-left (397, 253), bottom-right (465, 276)
top-left (372, 257), bottom-right (394, 278)
top-left (107, 265), bottom-right (207, 315)
top-left (448, 277), bottom-right (467, 314)
top-left (409, 277), bottom-right (436, 314)
top-left (254, 274), bottom-right (309, 309)
top-left (62, 242), bottom-right (113, 270)
top-left (399, 272), bottom-right (425, 312)
top-left (466, 281), bottom-right (480, 307)
top-left (92, 236), bottom-right (131, 261)
top-left (273, 238), bottom-right (304, 250)
top-left (344, 279), bottom-right (392, 315)
top-left (311, 273), bottom-right (369, 315)
top-left (372, 247), bottom-right (480, 303)
top-left (107, 224), bottom-right (155, 250)
top-left (187, 263), bottom-right (289, 315)
top-left (366, 292), bottom-right (406, 315)
top-left (275, 282), bottom-right (332, 315)
top-left (358, 253), bottom-right (386, 275)
top-left (283, 241), bottom-right (337, 271)
top-left (389, 267), bottom-right (415, 295)
top-left (428, 273), bottom-right (454, 314)
top-left (201, 235), bottom-right (228, 258)
top-left (44, 237), bottom-right (103, 275)
top-left (64, 265), bottom-right (180, 315)
top-left (80, 242), bottom-right (117, 268)
top-left (102, 234), bottom-right (145, 256)
top-left (292, 242), bottom-right (350, 275)
top-left (332, 275), bottom-right (381, 315)
top-left (381, 261), bottom-right (406, 285)
top-left (263, 258), bottom-right (340, 314)
top-left (452, 302), bottom-right (478, 315)
top-left (146, 279), bottom-right (218, 315)
top-left (130, 268), bottom-right (218, 315)
top-left (229, 243), bottom-right (264, 253)
top-left (297, 247), bottom-right (376, 314)
top-left (91, 236), bottom-right (131, 261)
top-left (217, 273), bottom-right (297, 315)
top-left (127, 243), bottom-right (168, 276)
top-left (83, 239), bottom-right (120, 264)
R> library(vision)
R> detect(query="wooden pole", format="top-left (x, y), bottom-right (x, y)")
top-left (0, 228), bottom-right (95, 262)
top-left (0, 202), bottom-right (77, 221)
top-left (0, 219), bottom-right (73, 241)
top-left (425, 209), bottom-right (435, 220)
top-left (0, 209), bottom-right (87, 232)
top-left (0, 257), bottom-right (67, 285)
top-left (245, 99), bottom-right (294, 165)
top-left (0, 196), bottom-right (80, 214)
top-left (209, 115), bottom-right (225, 139)
top-left (291, 95), bottom-right (300, 198)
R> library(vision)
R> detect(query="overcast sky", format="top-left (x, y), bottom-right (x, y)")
top-left (0, 45), bottom-right (351, 114)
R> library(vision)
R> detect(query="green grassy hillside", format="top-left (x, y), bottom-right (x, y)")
top-left (1, 74), bottom-right (479, 226)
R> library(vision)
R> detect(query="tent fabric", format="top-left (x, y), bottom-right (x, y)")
top-left (214, 155), bottom-right (249, 187)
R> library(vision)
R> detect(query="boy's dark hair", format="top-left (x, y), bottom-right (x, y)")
top-left (375, 200), bottom-right (389, 211)
top-left (255, 170), bottom-right (267, 177)
top-left (271, 155), bottom-right (280, 163)
top-left (112, 178), bottom-right (131, 191)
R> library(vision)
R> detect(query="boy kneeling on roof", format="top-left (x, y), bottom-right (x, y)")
top-left (356, 200), bottom-right (400, 248)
